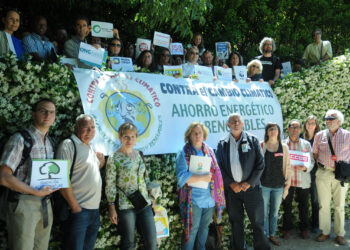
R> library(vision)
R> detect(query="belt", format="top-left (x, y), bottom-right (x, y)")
top-left (17, 194), bottom-right (51, 228)
top-left (317, 163), bottom-right (334, 172)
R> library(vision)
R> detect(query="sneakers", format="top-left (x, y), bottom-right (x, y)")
top-left (301, 230), bottom-right (309, 239)
top-left (335, 236), bottom-right (347, 245)
top-left (282, 230), bottom-right (290, 239)
top-left (315, 234), bottom-right (330, 242)
top-left (269, 236), bottom-right (281, 246)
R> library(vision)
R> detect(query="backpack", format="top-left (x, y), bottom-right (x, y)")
top-left (52, 137), bottom-right (77, 222)
top-left (0, 129), bottom-right (33, 221)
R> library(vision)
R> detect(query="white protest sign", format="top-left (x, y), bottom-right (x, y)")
top-left (78, 42), bottom-right (106, 68)
top-left (73, 69), bottom-right (283, 155)
top-left (153, 31), bottom-right (171, 48)
top-left (169, 43), bottom-right (184, 55)
top-left (234, 66), bottom-right (247, 82)
top-left (289, 150), bottom-right (312, 168)
top-left (154, 205), bottom-right (170, 238)
top-left (163, 65), bottom-right (183, 77)
top-left (136, 38), bottom-right (151, 58)
top-left (216, 42), bottom-right (229, 59)
top-left (189, 155), bottom-right (211, 189)
top-left (30, 159), bottom-right (69, 190)
top-left (195, 65), bottom-right (214, 81)
top-left (110, 57), bottom-right (134, 72)
top-left (91, 21), bottom-right (114, 38)
top-left (282, 61), bottom-right (292, 76)
top-left (215, 66), bottom-right (232, 81)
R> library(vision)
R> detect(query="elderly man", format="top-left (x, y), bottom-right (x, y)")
top-left (22, 16), bottom-right (57, 62)
top-left (0, 98), bottom-right (57, 250)
top-left (282, 120), bottom-right (314, 239)
top-left (313, 110), bottom-right (349, 245)
top-left (303, 28), bottom-right (332, 66)
top-left (256, 37), bottom-right (282, 86)
top-left (216, 113), bottom-right (270, 250)
top-left (56, 114), bottom-right (104, 250)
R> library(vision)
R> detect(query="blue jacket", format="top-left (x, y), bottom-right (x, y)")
top-left (216, 131), bottom-right (265, 189)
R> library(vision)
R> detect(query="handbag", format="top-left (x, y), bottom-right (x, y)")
top-left (326, 130), bottom-right (350, 186)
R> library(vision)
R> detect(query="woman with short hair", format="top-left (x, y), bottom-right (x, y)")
top-left (246, 59), bottom-right (264, 82)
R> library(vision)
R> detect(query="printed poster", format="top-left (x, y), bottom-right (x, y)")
top-left (215, 42), bottom-right (229, 59)
top-left (153, 31), bottom-right (171, 48)
top-left (188, 155), bottom-right (211, 189)
top-left (91, 21), bottom-right (114, 38)
top-left (136, 38), bottom-right (151, 58)
top-left (215, 66), bottom-right (232, 81)
top-left (110, 57), bottom-right (134, 72)
top-left (234, 66), bottom-right (247, 83)
top-left (195, 65), bottom-right (214, 81)
top-left (289, 150), bottom-right (312, 169)
top-left (163, 65), bottom-right (183, 77)
top-left (78, 42), bottom-right (106, 68)
top-left (169, 43), bottom-right (184, 55)
top-left (154, 205), bottom-right (170, 238)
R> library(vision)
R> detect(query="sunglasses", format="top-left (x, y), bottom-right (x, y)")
top-left (111, 44), bottom-right (121, 47)
top-left (251, 65), bottom-right (259, 68)
top-left (324, 117), bottom-right (337, 121)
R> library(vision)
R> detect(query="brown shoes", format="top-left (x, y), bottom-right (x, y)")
top-left (335, 236), bottom-right (347, 245)
top-left (315, 234), bottom-right (330, 242)
top-left (269, 236), bottom-right (281, 246)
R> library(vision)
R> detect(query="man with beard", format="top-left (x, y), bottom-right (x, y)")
top-left (22, 16), bottom-right (57, 62)
top-left (256, 37), bottom-right (282, 86)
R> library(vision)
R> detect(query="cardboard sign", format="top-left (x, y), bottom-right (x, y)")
top-left (169, 43), bottom-right (184, 55)
top-left (78, 42), bottom-right (106, 68)
top-left (110, 57), bottom-right (134, 72)
top-left (91, 21), bottom-right (114, 38)
top-left (194, 65), bottom-right (214, 81)
top-left (216, 42), bottom-right (229, 59)
top-left (215, 66), bottom-right (232, 81)
top-left (153, 31), bottom-right (171, 48)
top-left (289, 150), bottom-right (312, 168)
top-left (282, 61), bottom-right (292, 75)
top-left (234, 66), bottom-right (247, 82)
top-left (136, 38), bottom-right (151, 58)
top-left (188, 155), bottom-right (211, 189)
top-left (30, 159), bottom-right (69, 190)
top-left (163, 65), bottom-right (183, 77)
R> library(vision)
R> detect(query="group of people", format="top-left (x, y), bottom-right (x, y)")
top-left (1, 9), bottom-right (333, 84)
top-left (0, 98), bottom-right (349, 250)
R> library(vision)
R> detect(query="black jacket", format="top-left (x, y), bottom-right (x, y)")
top-left (216, 131), bottom-right (265, 189)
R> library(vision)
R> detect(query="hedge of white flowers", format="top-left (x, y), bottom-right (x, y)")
top-left (0, 52), bottom-right (350, 250)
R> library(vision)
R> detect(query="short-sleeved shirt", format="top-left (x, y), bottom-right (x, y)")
top-left (302, 40), bottom-right (332, 65)
top-left (22, 33), bottom-right (56, 60)
top-left (0, 125), bottom-right (54, 185)
top-left (313, 128), bottom-right (350, 169)
top-left (256, 55), bottom-right (282, 81)
top-left (56, 134), bottom-right (102, 209)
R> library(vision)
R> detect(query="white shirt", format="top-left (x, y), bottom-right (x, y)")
top-left (230, 133), bottom-right (243, 182)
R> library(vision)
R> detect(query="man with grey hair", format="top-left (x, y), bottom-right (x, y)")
top-left (313, 109), bottom-right (350, 245)
top-left (256, 37), bottom-right (282, 86)
top-left (216, 113), bottom-right (270, 250)
top-left (56, 114), bottom-right (105, 250)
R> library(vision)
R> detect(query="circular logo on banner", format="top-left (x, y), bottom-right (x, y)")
top-left (139, 42), bottom-right (148, 51)
top-left (105, 92), bottom-right (152, 136)
top-left (93, 25), bottom-right (101, 33)
top-left (112, 58), bottom-right (121, 64)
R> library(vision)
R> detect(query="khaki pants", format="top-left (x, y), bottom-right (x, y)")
top-left (316, 168), bottom-right (348, 236)
top-left (6, 196), bottom-right (53, 250)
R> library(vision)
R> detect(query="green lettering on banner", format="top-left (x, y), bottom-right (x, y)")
top-left (204, 120), bottom-right (230, 134)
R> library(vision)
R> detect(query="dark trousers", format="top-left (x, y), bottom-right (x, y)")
top-left (225, 185), bottom-right (270, 250)
top-left (310, 169), bottom-right (319, 229)
top-left (282, 186), bottom-right (310, 231)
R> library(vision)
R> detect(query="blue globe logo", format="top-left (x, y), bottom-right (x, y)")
top-left (105, 92), bottom-right (151, 135)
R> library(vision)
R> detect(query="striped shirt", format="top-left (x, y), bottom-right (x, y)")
top-left (0, 125), bottom-right (54, 185)
top-left (313, 128), bottom-right (350, 169)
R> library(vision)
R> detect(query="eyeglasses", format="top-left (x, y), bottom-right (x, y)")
top-left (289, 126), bottom-right (300, 130)
top-left (161, 54), bottom-right (170, 57)
top-left (324, 117), bottom-right (337, 121)
top-left (111, 44), bottom-right (121, 48)
top-left (190, 52), bottom-right (199, 55)
top-left (268, 127), bottom-right (278, 131)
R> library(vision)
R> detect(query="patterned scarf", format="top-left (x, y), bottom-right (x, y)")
top-left (178, 142), bottom-right (226, 242)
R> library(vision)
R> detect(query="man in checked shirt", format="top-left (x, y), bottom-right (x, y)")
top-left (313, 109), bottom-right (350, 245)
top-left (282, 119), bottom-right (314, 240)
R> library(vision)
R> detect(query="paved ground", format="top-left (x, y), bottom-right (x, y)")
top-left (248, 220), bottom-right (350, 250)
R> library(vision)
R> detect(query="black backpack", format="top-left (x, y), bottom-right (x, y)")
top-left (52, 137), bottom-right (77, 222)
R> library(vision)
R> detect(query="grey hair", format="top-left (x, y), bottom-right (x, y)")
top-left (247, 59), bottom-right (263, 74)
top-left (326, 109), bottom-right (344, 125)
top-left (259, 37), bottom-right (276, 53)
top-left (228, 113), bottom-right (243, 123)
top-left (75, 114), bottom-right (95, 127)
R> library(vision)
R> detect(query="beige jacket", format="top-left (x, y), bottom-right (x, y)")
top-left (261, 141), bottom-right (292, 188)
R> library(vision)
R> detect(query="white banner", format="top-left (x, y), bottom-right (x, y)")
top-left (73, 69), bottom-right (283, 155)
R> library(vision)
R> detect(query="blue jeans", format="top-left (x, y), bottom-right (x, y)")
top-left (181, 204), bottom-right (215, 250)
top-left (261, 186), bottom-right (284, 236)
top-left (63, 208), bottom-right (100, 250)
top-left (118, 205), bottom-right (157, 250)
